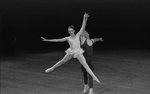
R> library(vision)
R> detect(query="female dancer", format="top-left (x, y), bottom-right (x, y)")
top-left (81, 30), bottom-right (103, 94)
top-left (41, 13), bottom-right (100, 83)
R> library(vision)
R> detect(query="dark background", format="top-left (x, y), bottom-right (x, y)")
top-left (1, 0), bottom-right (150, 54)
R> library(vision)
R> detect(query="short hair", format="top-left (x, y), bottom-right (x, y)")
top-left (68, 25), bottom-right (74, 29)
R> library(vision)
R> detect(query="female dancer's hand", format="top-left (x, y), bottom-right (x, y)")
top-left (45, 67), bottom-right (54, 72)
top-left (41, 37), bottom-right (47, 41)
top-left (84, 13), bottom-right (89, 18)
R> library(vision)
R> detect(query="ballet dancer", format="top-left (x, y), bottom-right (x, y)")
top-left (41, 13), bottom-right (100, 83)
top-left (80, 30), bottom-right (104, 94)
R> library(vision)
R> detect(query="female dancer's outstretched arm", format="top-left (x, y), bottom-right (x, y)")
top-left (77, 13), bottom-right (89, 36)
top-left (41, 37), bottom-right (68, 42)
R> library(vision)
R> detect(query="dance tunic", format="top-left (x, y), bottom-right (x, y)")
top-left (65, 35), bottom-right (84, 58)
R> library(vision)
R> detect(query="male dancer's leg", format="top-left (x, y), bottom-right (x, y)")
top-left (88, 57), bottom-right (94, 94)
top-left (81, 56), bottom-right (94, 93)
top-left (88, 57), bottom-right (94, 88)
top-left (81, 66), bottom-right (88, 85)
top-left (81, 65), bottom-right (89, 93)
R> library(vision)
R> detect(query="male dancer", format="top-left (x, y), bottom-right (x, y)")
top-left (81, 30), bottom-right (104, 94)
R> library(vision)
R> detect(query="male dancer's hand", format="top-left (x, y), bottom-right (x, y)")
top-left (100, 38), bottom-right (104, 41)
top-left (45, 67), bottom-right (54, 73)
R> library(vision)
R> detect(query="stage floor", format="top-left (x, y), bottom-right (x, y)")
top-left (1, 49), bottom-right (150, 94)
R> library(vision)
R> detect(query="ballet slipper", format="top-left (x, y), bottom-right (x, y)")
top-left (89, 88), bottom-right (94, 94)
top-left (93, 77), bottom-right (100, 83)
top-left (83, 85), bottom-right (89, 94)
top-left (45, 67), bottom-right (54, 73)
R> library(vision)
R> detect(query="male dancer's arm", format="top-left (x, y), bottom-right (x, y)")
top-left (91, 38), bottom-right (104, 43)
top-left (41, 37), bottom-right (68, 42)
top-left (77, 13), bottom-right (89, 36)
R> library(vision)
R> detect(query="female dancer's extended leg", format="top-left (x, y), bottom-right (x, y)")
top-left (77, 54), bottom-right (100, 83)
top-left (45, 54), bottom-right (73, 72)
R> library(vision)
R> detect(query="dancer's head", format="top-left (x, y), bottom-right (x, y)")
top-left (68, 25), bottom-right (75, 35)
top-left (83, 30), bottom-right (90, 39)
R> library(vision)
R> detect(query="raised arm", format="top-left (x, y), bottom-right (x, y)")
top-left (41, 37), bottom-right (68, 42)
top-left (91, 38), bottom-right (104, 43)
top-left (77, 13), bottom-right (89, 36)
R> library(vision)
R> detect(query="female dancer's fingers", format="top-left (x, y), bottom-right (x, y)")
top-left (41, 37), bottom-right (47, 41)
top-left (85, 13), bottom-right (89, 18)
top-left (41, 37), bottom-right (45, 40)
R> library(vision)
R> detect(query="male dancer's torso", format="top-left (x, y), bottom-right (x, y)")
top-left (81, 37), bottom-right (93, 56)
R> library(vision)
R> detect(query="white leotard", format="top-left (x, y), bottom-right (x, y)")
top-left (68, 35), bottom-right (81, 49)
top-left (65, 35), bottom-right (84, 58)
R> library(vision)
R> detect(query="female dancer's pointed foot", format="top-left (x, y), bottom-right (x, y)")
top-left (93, 77), bottom-right (100, 83)
top-left (45, 67), bottom-right (54, 73)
